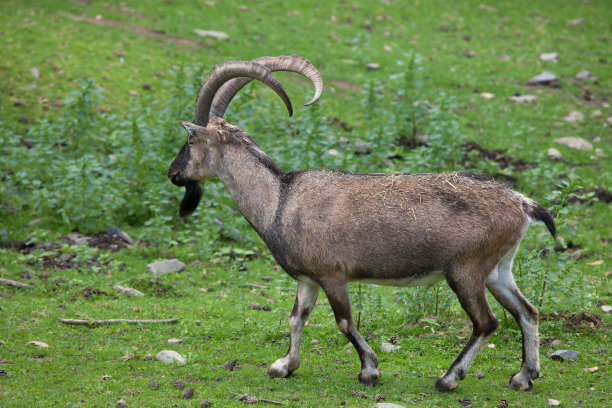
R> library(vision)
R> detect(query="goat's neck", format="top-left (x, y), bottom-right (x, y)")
top-left (215, 143), bottom-right (282, 234)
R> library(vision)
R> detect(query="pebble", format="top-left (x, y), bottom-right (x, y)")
top-left (148, 380), bottom-right (159, 389)
top-left (554, 137), bottom-right (592, 150)
top-left (155, 350), bottom-right (186, 364)
top-left (510, 95), bottom-right (538, 103)
top-left (66, 232), bottom-right (90, 245)
top-left (147, 259), bottom-right (185, 275)
top-left (547, 148), bottom-right (563, 160)
top-left (477, 373), bottom-right (485, 379)
top-left (200, 401), bottom-right (213, 407)
top-left (380, 342), bottom-right (400, 353)
top-left (529, 71), bottom-right (557, 84)
top-left (366, 63), bottom-right (381, 70)
top-left (168, 338), bottom-right (183, 345)
top-left (563, 110), bottom-right (584, 122)
top-left (376, 403), bottom-right (406, 408)
top-left (550, 349), bottom-right (579, 361)
top-left (548, 399), bottom-right (560, 406)
top-left (540, 52), bottom-right (558, 63)
top-left (174, 380), bottom-right (185, 389)
top-left (193, 29), bottom-right (228, 39)
top-left (576, 70), bottom-right (597, 81)
top-left (601, 305), bottom-right (612, 313)
top-left (117, 400), bottom-right (129, 407)
top-left (354, 139), bottom-right (372, 154)
top-left (115, 285), bottom-right (144, 297)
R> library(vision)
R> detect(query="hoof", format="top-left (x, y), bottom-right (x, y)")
top-left (507, 373), bottom-right (534, 391)
top-left (435, 376), bottom-right (459, 392)
top-left (358, 368), bottom-right (380, 386)
top-left (267, 358), bottom-right (295, 379)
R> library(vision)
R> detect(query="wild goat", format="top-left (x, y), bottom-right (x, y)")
top-left (167, 55), bottom-right (556, 391)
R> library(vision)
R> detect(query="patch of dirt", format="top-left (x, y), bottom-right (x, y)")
top-left (88, 233), bottom-right (131, 252)
top-left (74, 16), bottom-right (205, 47)
top-left (462, 141), bottom-right (532, 172)
top-left (567, 187), bottom-right (612, 204)
top-left (541, 310), bottom-right (604, 332)
top-left (80, 286), bottom-right (107, 299)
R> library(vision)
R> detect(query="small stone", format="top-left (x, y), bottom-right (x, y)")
top-left (528, 71), bottom-right (557, 84)
top-left (107, 227), bottom-right (135, 245)
top-left (547, 148), bottom-right (563, 160)
top-left (261, 276), bottom-right (273, 282)
top-left (328, 148), bottom-right (339, 156)
top-left (477, 372), bottom-right (485, 379)
top-left (563, 110), bottom-right (584, 122)
top-left (487, 343), bottom-right (495, 348)
top-left (148, 380), bottom-right (159, 389)
top-left (30, 67), bottom-right (40, 79)
top-left (566, 18), bottom-right (585, 27)
top-left (376, 404), bottom-right (407, 408)
top-left (576, 70), bottom-right (597, 81)
top-left (142, 83), bottom-right (151, 90)
top-left (554, 137), bottom-right (592, 150)
top-left (116, 400), bottom-right (129, 408)
top-left (174, 380), bottom-right (185, 389)
top-left (463, 48), bottom-right (477, 58)
top-left (155, 350), bottom-right (186, 364)
top-left (380, 342), bottom-right (400, 353)
top-left (510, 95), bottom-right (538, 103)
top-left (374, 394), bottom-right (386, 402)
top-left (183, 388), bottom-right (195, 399)
top-left (66, 232), bottom-right (90, 245)
top-left (593, 110), bottom-right (603, 118)
top-left (200, 401), bottom-right (213, 407)
top-left (115, 286), bottom-right (144, 297)
top-left (548, 399), bottom-right (560, 406)
top-left (193, 29), bottom-right (228, 40)
top-left (311, 339), bottom-right (320, 345)
top-left (550, 349), bottom-right (579, 361)
top-left (168, 338), bottom-right (183, 345)
top-left (354, 139), bottom-right (372, 154)
top-left (585, 366), bottom-right (598, 373)
top-left (128, 90), bottom-right (139, 97)
top-left (601, 305), bottom-right (612, 313)
top-left (540, 53), bottom-right (558, 62)
top-left (147, 259), bottom-right (185, 275)
top-left (366, 63), bottom-right (380, 70)
top-left (249, 302), bottom-right (262, 310)
top-left (480, 92), bottom-right (495, 99)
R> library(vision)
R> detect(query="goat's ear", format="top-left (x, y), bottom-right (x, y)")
top-left (180, 121), bottom-right (221, 144)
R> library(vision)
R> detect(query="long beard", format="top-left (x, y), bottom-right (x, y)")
top-left (179, 182), bottom-right (202, 217)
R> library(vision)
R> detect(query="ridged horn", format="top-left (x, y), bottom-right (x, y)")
top-left (209, 55), bottom-right (324, 119)
top-left (194, 61), bottom-right (292, 127)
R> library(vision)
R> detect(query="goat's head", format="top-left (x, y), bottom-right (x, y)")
top-left (168, 55), bottom-right (323, 217)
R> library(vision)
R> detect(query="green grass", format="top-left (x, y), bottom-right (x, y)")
top-left (1, 0), bottom-right (610, 407)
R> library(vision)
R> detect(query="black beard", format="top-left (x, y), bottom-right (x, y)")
top-left (179, 182), bottom-right (202, 217)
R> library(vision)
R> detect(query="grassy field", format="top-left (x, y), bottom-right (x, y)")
top-left (1, 0), bottom-right (610, 407)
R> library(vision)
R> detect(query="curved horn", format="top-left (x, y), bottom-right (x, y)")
top-left (210, 55), bottom-right (324, 119)
top-left (194, 61), bottom-right (292, 127)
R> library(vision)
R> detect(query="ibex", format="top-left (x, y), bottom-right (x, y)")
top-left (168, 55), bottom-right (556, 391)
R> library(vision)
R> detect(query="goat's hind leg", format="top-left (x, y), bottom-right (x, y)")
top-left (486, 247), bottom-right (539, 391)
top-left (436, 267), bottom-right (499, 391)
top-left (268, 280), bottom-right (319, 378)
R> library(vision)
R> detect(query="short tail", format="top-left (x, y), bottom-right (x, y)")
top-left (524, 201), bottom-right (557, 238)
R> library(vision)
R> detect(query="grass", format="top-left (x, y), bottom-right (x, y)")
top-left (1, 0), bottom-right (610, 407)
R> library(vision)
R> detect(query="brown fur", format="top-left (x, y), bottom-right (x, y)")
top-left (168, 117), bottom-right (553, 391)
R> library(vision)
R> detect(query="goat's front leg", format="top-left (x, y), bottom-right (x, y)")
top-left (321, 279), bottom-right (380, 386)
top-left (268, 280), bottom-right (319, 378)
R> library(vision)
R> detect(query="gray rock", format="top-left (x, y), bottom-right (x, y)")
top-left (107, 227), bottom-right (135, 245)
top-left (510, 95), bottom-right (538, 103)
top-left (529, 71), bottom-right (557, 83)
top-left (376, 403), bottom-right (406, 408)
top-left (548, 399), bottom-right (560, 406)
top-left (147, 259), bottom-right (185, 275)
top-left (115, 285), bottom-right (144, 297)
top-left (380, 342), bottom-right (400, 353)
top-left (601, 305), bottom-right (612, 313)
top-left (476, 372), bottom-right (485, 379)
top-left (193, 29), bottom-right (228, 40)
top-left (566, 18), bottom-right (585, 27)
top-left (354, 139), bottom-right (372, 154)
top-left (183, 388), bottom-right (195, 399)
top-left (167, 338), bottom-right (183, 345)
top-left (155, 350), bottom-right (186, 364)
top-left (540, 53), bottom-right (558, 63)
top-left (563, 110), bottom-right (584, 122)
top-left (200, 400), bottom-right (213, 407)
top-left (550, 349), bottom-right (579, 361)
top-left (576, 70), bottom-right (597, 81)
top-left (366, 63), bottom-right (381, 70)
top-left (116, 400), bottom-right (129, 408)
top-left (66, 233), bottom-right (90, 245)
top-left (547, 148), bottom-right (563, 160)
top-left (554, 137), bottom-right (592, 150)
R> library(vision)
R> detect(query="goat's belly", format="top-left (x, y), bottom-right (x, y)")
top-left (352, 270), bottom-right (445, 288)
